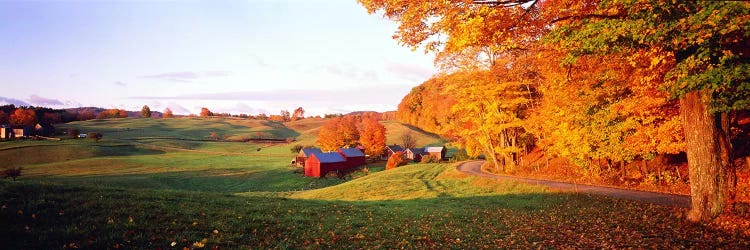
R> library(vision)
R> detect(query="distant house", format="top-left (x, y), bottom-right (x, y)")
top-left (34, 123), bottom-right (55, 137)
top-left (1, 125), bottom-right (13, 139)
top-left (295, 148), bottom-right (323, 167)
top-left (425, 146), bottom-right (447, 160)
top-left (405, 148), bottom-right (426, 162)
top-left (381, 145), bottom-right (405, 161)
top-left (12, 125), bottom-right (32, 138)
top-left (304, 152), bottom-right (347, 177)
top-left (337, 148), bottom-right (366, 168)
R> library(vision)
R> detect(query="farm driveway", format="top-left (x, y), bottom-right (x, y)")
top-left (457, 160), bottom-right (691, 207)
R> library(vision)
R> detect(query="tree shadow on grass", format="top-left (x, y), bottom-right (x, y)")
top-left (1, 181), bottom-right (748, 249)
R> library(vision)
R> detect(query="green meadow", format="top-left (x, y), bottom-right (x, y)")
top-left (1, 118), bottom-right (748, 248)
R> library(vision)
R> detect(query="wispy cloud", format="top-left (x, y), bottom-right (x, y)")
top-left (142, 71), bottom-right (200, 82)
top-left (115, 81), bottom-right (127, 87)
top-left (28, 95), bottom-right (64, 106)
top-left (0, 96), bottom-right (30, 106)
top-left (204, 71), bottom-right (232, 77)
top-left (319, 64), bottom-right (379, 82)
top-left (130, 85), bottom-right (410, 108)
top-left (141, 71), bottom-right (233, 82)
top-left (384, 60), bottom-right (434, 82)
top-left (166, 102), bottom-right (190, 114)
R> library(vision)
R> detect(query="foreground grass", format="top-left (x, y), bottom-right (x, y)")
top-left (2, 164), bottom-right (749, 248)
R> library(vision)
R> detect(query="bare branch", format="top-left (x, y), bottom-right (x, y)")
top-left (472, 0), bottom-right (535, 8)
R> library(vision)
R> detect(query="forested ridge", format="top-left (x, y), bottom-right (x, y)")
top-left (360, 0), bottom-right (750, 221)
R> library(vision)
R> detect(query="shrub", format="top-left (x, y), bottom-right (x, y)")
top-left (67, 128), bottom-right (80, 139)
top-left (2, 167), bottom-right (22, 181)
top-left (420, 155), bottom-right (439, 163)
top-left (386, 151), bottom-right (407, 170)
top-left (290, 144), bottom-right (304, 153)
top-left (87, 132), bottom-right (103, 142)
top-left (451, 149), bottom-right (473, 162)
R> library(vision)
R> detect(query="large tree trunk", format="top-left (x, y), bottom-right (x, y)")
top-left (680, 90), bottom-right (734, 222)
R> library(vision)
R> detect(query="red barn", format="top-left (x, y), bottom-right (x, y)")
top-left (295, 148), bottom-right (323, 167)
top-left (304, 152), bottom-right (347, 177)
top-left (337, 148), bottom-right (366, 168)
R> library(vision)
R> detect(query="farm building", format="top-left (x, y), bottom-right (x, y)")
top-left (34, 123), bottom-right (55, 137)
top-left (425, 146), bottom-right (447, 160)
top-left (304, 152), bottom-right (347, 177)
top-left (1, 126), bottom-right (13, 139)
top-left (405, 148), bottom-right (427, 162)
top-left (12, 126), bottom-right (32, 138)
top-left (337, 148), bottom-right (366, 168)
top-left (381, 145), bottom-right (405, 160)
top-left (295, 148), bottom-right (323, 167)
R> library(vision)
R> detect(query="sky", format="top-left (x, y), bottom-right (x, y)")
top-left (0, 0), bottom-right (437, 116)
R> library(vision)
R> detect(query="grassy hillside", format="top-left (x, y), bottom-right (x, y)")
top-left (60, 117), bottom-right (299, 141)
top-left (289, 163), bottom-right (543, 201)
top-left (1, 118), bottom-right (346, 193)
top-left (283, 118), bottom-right (446, 148)
top-left (381, 120), bottom-right (446, 147)
top-left (1, 118), bottom-right (748, 248)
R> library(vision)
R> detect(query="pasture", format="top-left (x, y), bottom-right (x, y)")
top-left (1, 118), bottom-right (748, 248)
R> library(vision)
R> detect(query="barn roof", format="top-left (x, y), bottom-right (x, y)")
top-left (311, 152), bottom-right (346, 163)
top-left (425, 146), bottom-right (445, 153)
top-left (386, 145), bottom-right (404, 152)
top-left (300, 148), bottom-right (323, 157)
top-left (407, 148), bottom-right (425, 155)
top-left (338, 148), bottom-right (365, 157)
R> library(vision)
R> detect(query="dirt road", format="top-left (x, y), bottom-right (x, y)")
top-left (457, 160), bottom-right (691, 207)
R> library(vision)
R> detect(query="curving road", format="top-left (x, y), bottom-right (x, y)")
top-left (457, 160), bottom-right (691, 207)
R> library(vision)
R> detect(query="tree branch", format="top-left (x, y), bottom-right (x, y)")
top-left (472, 0), bottom-right (536, 7)
top-left (551, 14), bottom-right (625, 24)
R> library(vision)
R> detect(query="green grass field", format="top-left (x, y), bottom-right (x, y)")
top-left (1, 117), bottom-right (748, 248)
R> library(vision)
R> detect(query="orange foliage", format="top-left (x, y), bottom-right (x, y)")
top-left (385, 151), bottom-right (407, 170)
top-left (163, 108), bottom-right (174, 118)
top-left (0, 110), bottom-right (8, 124)
top-left (358, 116), bottom-right (386, 157)
top-left (96, 109), bottom-right (127, 119)
top-left (10, 108), bottom-right (37, 126)
top-left (200, 107), bottom-right (212, 117)
top-left (291, 107), bottom-right (305, 121)
top-left (316, 116), bottom-right (360, 151)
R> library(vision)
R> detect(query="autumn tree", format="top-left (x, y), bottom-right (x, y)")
top-left (0, 110), bottom-right (8, 124)
top-left (200, 107), bottom-right (212, 117)
top-left (163, 108), bottom-right (174, 118)
top-left (547, 0), bottom-right (749, 221)
top-left (141, 105), bottom-right (152, 118)
top-left (385, 151), bottom-right (407, 170)
top-left (397, 77), bottom-right (457, 136)
top-left (316, 116), bottom-right (361, 151)
top-left (292, 107), bottom-right (305, 121)
top-left (97, 109), bottom-right (127, 119)
top-left (42, 112), bottom-right (62, 124)
top-left (280, 110), bottom-right (291, 122)
top-left (78, 111), bottom-right (95, 121)
top-left (359, 116), bottom-right (386, 157)
top-left (10, 108), bottom-right (37, 126)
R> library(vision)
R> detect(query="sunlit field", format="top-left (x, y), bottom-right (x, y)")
top-left (1, 118), bottom-right (748, 248)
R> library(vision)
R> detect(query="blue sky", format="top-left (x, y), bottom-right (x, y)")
top-left (0, 0), bottom-right (436, 116)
